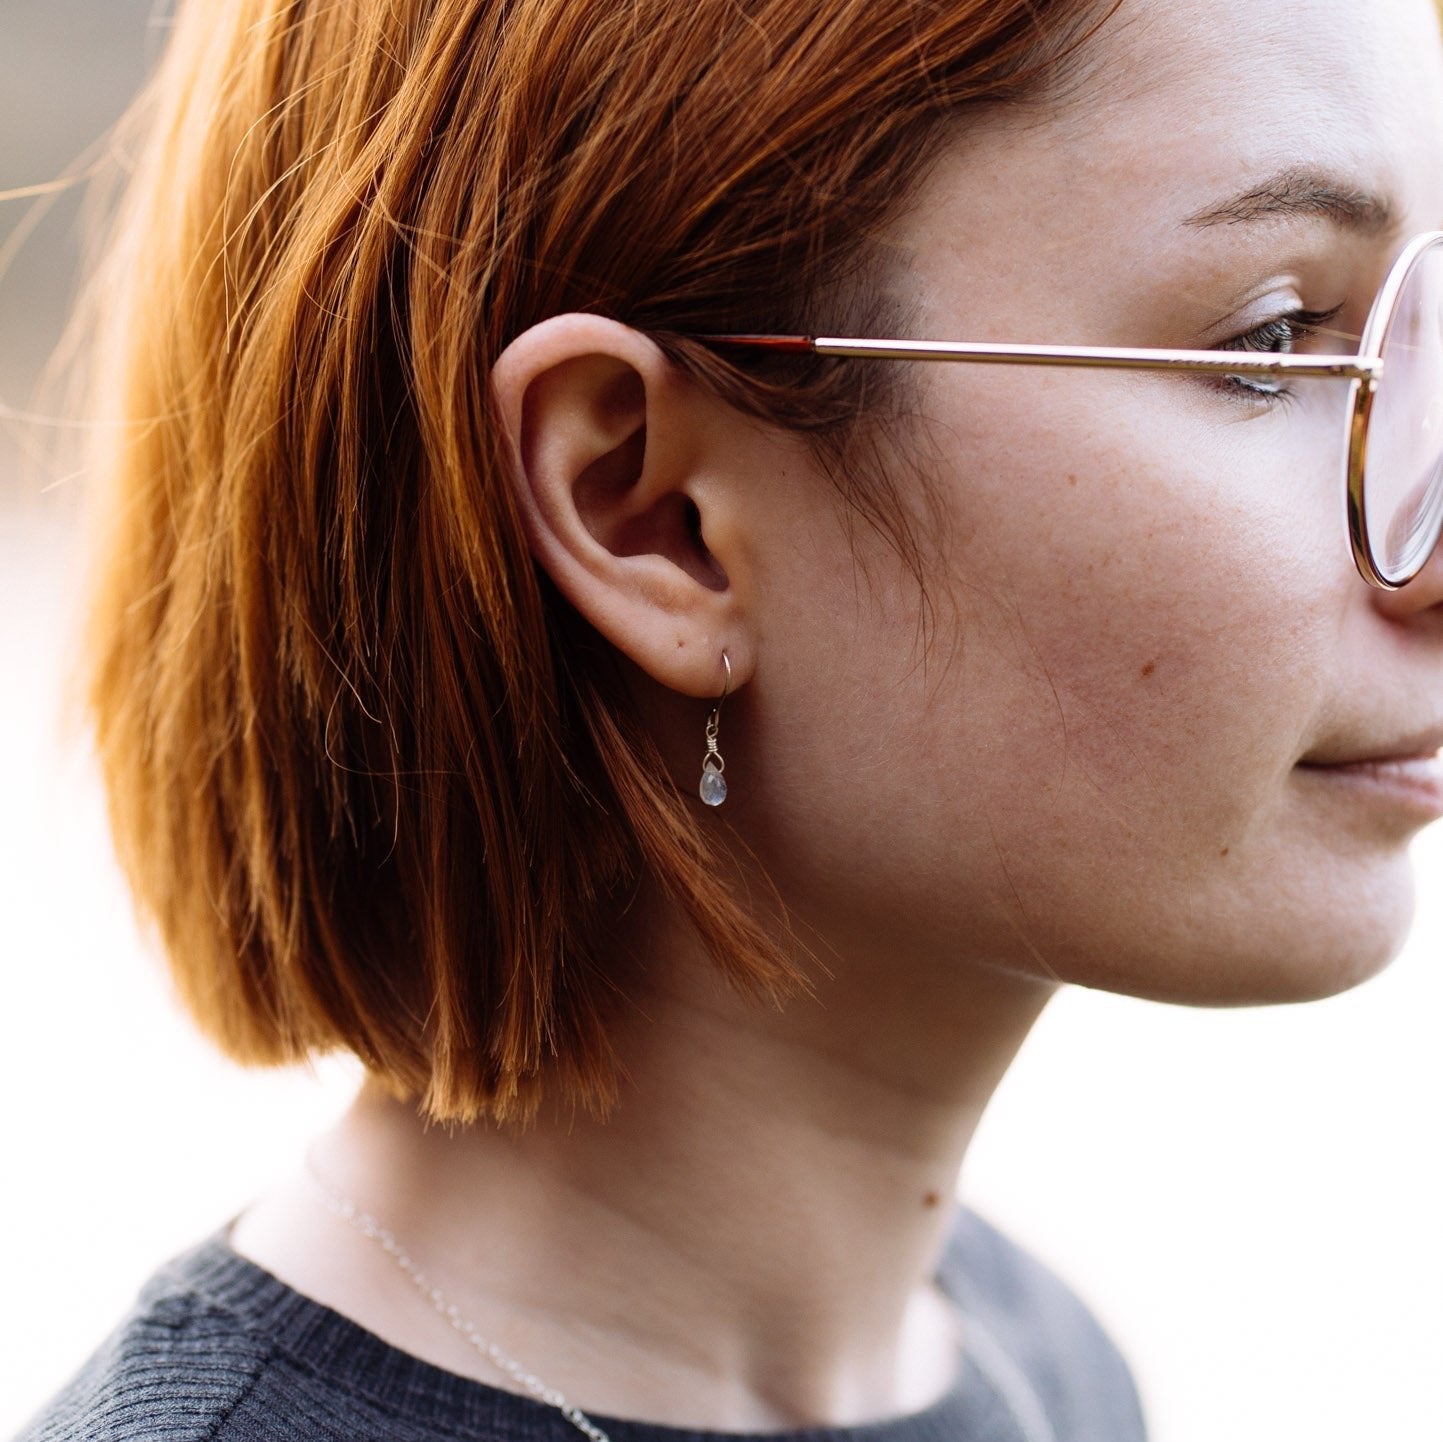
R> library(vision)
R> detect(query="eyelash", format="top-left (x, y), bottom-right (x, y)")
top-left (1215, 303), bottom-right (1346, 403)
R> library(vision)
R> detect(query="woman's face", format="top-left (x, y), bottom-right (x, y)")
top-left (744, 0), bottom-right (1443, 1003)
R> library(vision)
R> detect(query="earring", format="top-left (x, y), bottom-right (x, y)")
top-left (698, 652), bottom-right (731, 807)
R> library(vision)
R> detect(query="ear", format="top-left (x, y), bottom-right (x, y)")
top-left (490, 314), bottom-right (755, 698)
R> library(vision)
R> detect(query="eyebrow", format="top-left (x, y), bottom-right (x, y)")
top-left (1182, 166), bottom-right (1400, 237)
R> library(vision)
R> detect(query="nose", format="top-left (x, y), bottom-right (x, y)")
top-left (1371, 522), bottom-right (1443, 619)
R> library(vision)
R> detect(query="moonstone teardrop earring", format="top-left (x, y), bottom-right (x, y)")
top-left (698, 652), bottom-right (731, 807)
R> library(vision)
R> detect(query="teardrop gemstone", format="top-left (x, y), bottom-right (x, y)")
top-left (699, 763), bottom-right (728, 807)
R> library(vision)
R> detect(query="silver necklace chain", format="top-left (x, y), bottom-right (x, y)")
top-left (311, 1179), bottom-right (612, 1442)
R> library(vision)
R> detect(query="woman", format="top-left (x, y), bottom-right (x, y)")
top-left (16, 0), bottom-right (1443, 1437)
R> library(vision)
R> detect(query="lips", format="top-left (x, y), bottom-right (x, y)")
top-left (1298, 725), bottom-right (1443, 770)
top-left (1295, 729), bottom-right (1443, 820)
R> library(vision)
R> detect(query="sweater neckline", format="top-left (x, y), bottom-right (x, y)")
top-left (154, 1228), bottom-right (1007, 1442)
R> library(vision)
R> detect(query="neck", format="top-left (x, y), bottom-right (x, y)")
top-left (300, 895), bottom-right (1052, 1429)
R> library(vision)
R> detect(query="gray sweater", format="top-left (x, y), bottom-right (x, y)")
top-left (13, 1210), bottom-right (1147, 1442)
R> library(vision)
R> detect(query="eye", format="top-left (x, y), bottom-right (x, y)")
top-left (1215, 304), bottom-right (1345, 399)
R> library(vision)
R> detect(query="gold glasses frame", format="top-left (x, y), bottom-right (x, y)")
top-left (701, 229), bottom-right (1443, 591)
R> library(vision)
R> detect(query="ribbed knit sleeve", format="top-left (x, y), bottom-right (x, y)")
top-left (13, 1288), bottom-right (273, 1440)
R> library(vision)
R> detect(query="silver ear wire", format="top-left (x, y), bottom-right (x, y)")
top-left (698, 652), bottom-right (731, 807)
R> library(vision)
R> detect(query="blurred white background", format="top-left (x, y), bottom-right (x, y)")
top-left (2, 5), bottom-right (1440, 1440)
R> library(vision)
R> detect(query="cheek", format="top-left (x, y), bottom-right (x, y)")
top-left (909, 385), bottom-right (1404, 998)
top-left (846, 382), bottom-right (1398, 998)
top-left (929, 377), bottom-right (1337, 796)
top-left (969, 521), bottom-right (1321, 830)
top-left (751, 382), bottom-right (1409, 1004)
top-left (948, 562), bottom-right (1279, 848)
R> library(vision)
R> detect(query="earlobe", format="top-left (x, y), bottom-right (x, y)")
top-left (490, 314), bottom-right (754, 698)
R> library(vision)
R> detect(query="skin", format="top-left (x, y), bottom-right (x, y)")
top-left (231, 0), bottom-right (1443, 1429)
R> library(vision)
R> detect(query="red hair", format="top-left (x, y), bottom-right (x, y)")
top-left (78, 0), bottom-right (1116, 1122)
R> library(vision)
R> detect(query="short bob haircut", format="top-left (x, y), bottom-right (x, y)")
top-left (80, 0), bottom-right (1116, 1124)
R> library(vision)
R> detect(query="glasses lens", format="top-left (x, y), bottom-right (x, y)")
top-left (1362, 239), bottom-right (1443, 585)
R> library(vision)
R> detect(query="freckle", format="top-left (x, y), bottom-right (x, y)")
top-left (1066, 473), bottom-right (1079, 487)
top-left (923, 1191), bottom-right (941, 1209)
top-left (1219, 846), bottom-right (1230, 858)
top-left (1140, 661), bottom-right (1156, 678)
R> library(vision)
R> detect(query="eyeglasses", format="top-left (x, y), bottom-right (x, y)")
top-left (700, 230), bottom-right (1443, 590)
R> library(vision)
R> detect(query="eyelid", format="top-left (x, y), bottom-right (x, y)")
top-left (1213, 300), bottom-right (1348, 354)
top-left (1193, 284), bottom-right (1307, 343)
top-left (1207, 302), bottom-right (1348, 404)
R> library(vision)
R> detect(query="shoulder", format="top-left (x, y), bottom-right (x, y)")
top-left (10, 1236), bottom-right (456, 1442)
top-left (12, 1233), bottom-right (568, 1442)
top-left (939, 1208), bottom-right (1149, 1442)
top-left (12, 1245), bottom-right (275, 1441)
